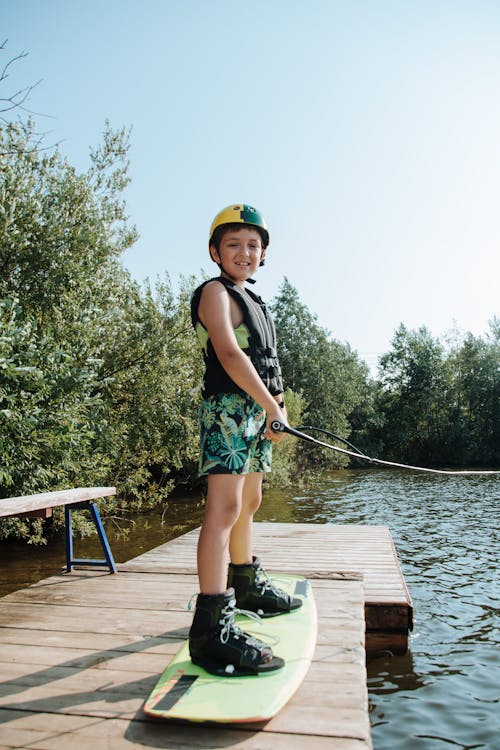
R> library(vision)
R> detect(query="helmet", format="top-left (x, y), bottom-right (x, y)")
top-left (209, 204), bottom-right (269, 247)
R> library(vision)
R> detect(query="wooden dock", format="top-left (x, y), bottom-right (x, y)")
top-left (0, 522), bottom-right (412, 749)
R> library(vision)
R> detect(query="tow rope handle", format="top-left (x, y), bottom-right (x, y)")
top-left (271, 420), bottom-right (299, 437)
top-left (271, 420), bottom-right (358, 452)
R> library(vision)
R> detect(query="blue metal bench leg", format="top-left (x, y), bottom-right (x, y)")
top-left (65, 504), bottom-right (74, 572)
top-left (65, 502), bottom-right (117, 573)
top-left (89, 502), bottom-right (117, 573)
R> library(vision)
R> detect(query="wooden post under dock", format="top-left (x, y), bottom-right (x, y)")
top-left (0, 522), bottom-right (412, 749)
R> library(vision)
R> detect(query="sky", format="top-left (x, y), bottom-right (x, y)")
top-left (3, 0), bottom-right (499, 371)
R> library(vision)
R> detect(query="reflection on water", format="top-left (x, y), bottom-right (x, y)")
top-left (1, 470), bottom-right (498, 749)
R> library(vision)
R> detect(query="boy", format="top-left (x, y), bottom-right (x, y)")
top-left (189, 204), bottom-right (301, 677)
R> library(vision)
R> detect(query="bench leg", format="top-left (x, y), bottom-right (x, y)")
top-left (65, 504), bottom-right (74, 572)
top-left (65, 502), bottom-right (117, 573)
top-left (89, 502), bottom-right (117, 573)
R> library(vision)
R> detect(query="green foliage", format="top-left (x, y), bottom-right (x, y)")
top-left (272, 284), bottom-right (498, 471)
top-left (376, 324), bottom-right (449, 464)
top-left (348, 377), bottom-right (385, 459)
top-left (271, 278), bottom-right (373, 469)
top-left (0, 119), bottom-right (202, 541)
top-left (0, 296), bottom-right (108, 496)
top-left (98, 274), bottom-right (203, 508)
top-left (265, 388), bottom-right (308, 487)
top-left (442, 322), bottom-right (499, 466)
top-left (0, 120), bottom-right (133, 512)
top-left (373, 322), bottom-right (499, 467)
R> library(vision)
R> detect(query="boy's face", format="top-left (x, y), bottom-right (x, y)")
top-left (210, 227), bottom-right (266, 283)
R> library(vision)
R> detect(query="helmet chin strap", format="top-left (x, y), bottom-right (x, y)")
top-left (242, 257), bottom-right (265, 284)
top-left (218, 263), bottom-right (257, 284)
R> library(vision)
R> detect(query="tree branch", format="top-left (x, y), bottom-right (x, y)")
top-left (0, 40), bottom-right (49, 124)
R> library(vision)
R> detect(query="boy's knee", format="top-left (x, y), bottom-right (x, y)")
top-left (246, 493), bottom-right (262, 515)
top-left (206, 497), bottom-right (241, 528)
top-left (243, 475), bottom-right (263, 515)
top-left (224, 499), bottom-right (243, 525)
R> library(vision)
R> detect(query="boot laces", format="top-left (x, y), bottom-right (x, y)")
top-left (186, 592), bottom-right (264, 647)
top-left (219, 594), bottom-right (263, 646)
top-left (255, 565), bottom-right (288, 600)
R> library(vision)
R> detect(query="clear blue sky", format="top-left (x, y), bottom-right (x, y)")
top-left (3, 0), bottom-right (499, 369)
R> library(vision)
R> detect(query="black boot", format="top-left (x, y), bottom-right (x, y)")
top-left (188, 587), bottom-right (284, 676)
top-left (228, 557), bottom-right (303, 618)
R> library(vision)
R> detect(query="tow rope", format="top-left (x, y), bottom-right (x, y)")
top-left (270, 421), bottom-right (500, 476)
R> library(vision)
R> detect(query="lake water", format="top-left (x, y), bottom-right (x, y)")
top-left (1, 469), bottom-right (498, 749)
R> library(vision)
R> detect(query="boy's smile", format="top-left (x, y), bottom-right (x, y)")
top-left (211, 228), bottom-right (266, 286)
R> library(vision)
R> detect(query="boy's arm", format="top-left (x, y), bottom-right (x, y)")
top-left (199, 281), bottom-right (287, 441)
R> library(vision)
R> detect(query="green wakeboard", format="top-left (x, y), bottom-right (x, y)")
top-left (144, 574), bottom-right (317, 724)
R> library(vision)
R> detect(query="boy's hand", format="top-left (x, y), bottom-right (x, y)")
top-left (264, 407), bottom-right (288, 442)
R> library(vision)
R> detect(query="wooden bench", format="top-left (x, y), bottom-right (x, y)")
top-left (0, 487), bottom-right (117, 573)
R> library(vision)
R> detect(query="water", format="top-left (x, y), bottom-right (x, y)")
top-left (261, 471), bottom-right (500, 750)
top-left (1, 470), bottom-right (498, 749)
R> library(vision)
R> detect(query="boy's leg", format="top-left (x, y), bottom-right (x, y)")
top-left (227, 471), bottom-right (302, 617)
top-left (191, 472), bottom-right (284, 675)
top-left (228, 472), bottom-right (263, 565)
top-left (197, 473), bottom-right (245, 595)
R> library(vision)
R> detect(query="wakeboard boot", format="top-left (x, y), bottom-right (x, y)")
top-left (188, 587), bottom-right (284, 677)
top-left (228, 556), bottom-right (303, 618)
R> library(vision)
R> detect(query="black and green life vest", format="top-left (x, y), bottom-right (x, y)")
top-left (191, 277), bottom-right (284, 398)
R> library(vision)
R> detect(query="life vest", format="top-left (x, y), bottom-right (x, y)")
top-left (191, 277), bottom-right (284, 398)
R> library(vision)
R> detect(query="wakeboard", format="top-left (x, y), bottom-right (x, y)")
top-left (144, 574), bottom-right (317, 724)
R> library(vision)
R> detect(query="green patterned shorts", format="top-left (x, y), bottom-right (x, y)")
top-left (198, 393), bottom-right (273, 476)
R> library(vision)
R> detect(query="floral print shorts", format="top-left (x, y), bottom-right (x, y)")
top-left (198, 392), bottom-right (273, 476)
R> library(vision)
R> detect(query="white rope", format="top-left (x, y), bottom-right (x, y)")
top-left (273, 422), bottom-right (500, 476)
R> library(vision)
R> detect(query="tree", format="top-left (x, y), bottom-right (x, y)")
top-left (97, 273), bottom-right (203, 506)
top-left (376, 324), bottom-right (449, 465)
top-left (0, 113), bottom-right (193, 537)
top-left (0, 114), bottom-right (209, 542)
top-left (444, 322), bottom-right (499, 466)
top-left (0, 119), bottom-right (135, 501)
top-left (271, 278), bottom-right (372, 468)
top-left (0, 41), bottom-right (41, 126)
